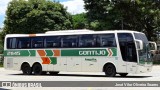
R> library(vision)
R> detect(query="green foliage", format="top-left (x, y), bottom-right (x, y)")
top-left (3, 0), bottom-right (73, 35)
top-left (0, 32), bottom-right (4, 54)
top-left (84, 0), bottom-right (160, 40)
top-left (153, 61), bottom-right (160, 65)
top-left (0, 64), bottom-right (3, 67)
top-left (72, 13), bottom-right (88, 29)
top-left (0, 54), bottom-right (3, 67)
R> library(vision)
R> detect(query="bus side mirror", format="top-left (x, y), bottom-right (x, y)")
top-left (135, 40), bottom-right (143, 50)
top-left (149, 41), bottom-right (157, 51)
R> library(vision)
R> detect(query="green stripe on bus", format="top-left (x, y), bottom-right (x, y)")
top-left (4, 50), bottom-right (36, 56)
top-left (45, 50), bottom-right (53, 56)
top-left (50, 57), bottom-right (57, 64)
top-left (111, 48), bottom-right (117, 56)
top-left (4, 48), bottom-right (117, 57)
top-left (29, 50), bottom-right (36, 56)
top-left (61, 48), bottom-right (117, 56)
top-left (20, 50), bottom-right (30, 56)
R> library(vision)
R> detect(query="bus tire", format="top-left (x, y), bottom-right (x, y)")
top-left (104, 64), bottom-right (116, 77)
top-left (49, 71), bottom-right (59, 75)
top-left (32, 63), bottom-right (43, 75)
top-left (119, 73), bottom-right (128, 77)
top-left (21, 63), bottom-right (32, 75)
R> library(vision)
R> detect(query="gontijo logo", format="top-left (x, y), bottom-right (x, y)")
top-left (78, 48), bottom-right (115, 56)
top-left (79, 50), bottom-right (106, 56)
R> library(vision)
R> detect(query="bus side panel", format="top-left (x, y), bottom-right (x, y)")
top-left (4, 57), bottom-right (16, 70)
top-left (4, 57), bottom-right (13, 70)
top-left (81, 56), bottom-right (100, 72)
top-left (4, 57), bottom-right (48, 71)
top-left (52, 57), bottom-right (67, 71)
top-left (66, 57), bottom-right (82, 72)
top-left (112, 56), bottom-right (127, 73)
top-left (3, 57), bottom-right (7, 69)
top-left (116, 60), bottom-right (127, 73)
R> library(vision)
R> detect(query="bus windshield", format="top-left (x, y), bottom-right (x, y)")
top-left (134, 33), bottom-right (152, 64)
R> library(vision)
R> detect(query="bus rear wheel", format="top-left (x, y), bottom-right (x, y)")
top-left (119, 73), bottom-right (128, 77)
top-left (21, 63), bottom-right (32, 75)
top-left (32, 63), bottom-right (43, 75)
top-left (104, 64), bottom-right (116, 77)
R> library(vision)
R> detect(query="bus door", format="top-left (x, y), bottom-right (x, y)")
top-left (118, 33), bottom-right (137, 74)
top-left (126, 42), bottom-right (137, 73)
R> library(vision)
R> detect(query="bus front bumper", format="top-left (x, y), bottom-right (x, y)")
top-left (136, 65), bottom-right (152, 74)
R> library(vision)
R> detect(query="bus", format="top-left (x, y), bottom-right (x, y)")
top-left (3, 30), bottom-right (157, 77)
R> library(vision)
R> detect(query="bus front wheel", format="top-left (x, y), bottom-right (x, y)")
top-left (32, 63), bottom-right (43, 75)
top-left (21, 63), bottom-right (32, 75)
top-left (104, 64), bottom-right (116, 77)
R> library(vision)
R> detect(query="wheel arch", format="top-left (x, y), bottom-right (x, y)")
top-left (32, 62), bottom-right (42, 67)
top-left (21, 62), bottom-right (42, 70)
top-left (102, 62), bottom-right (117, 72)
top-left (21, 62), bottom-right (30, 70)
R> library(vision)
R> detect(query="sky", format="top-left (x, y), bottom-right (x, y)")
top-left (0, 0), bottom-right (85, 28)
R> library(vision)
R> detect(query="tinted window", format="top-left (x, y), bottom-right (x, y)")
top-left (6, 34), bottom-right (117, 49)
top-left (97, 34), bottom-right (116, 47)
top-left (7, 38), bottom-right (12, 49)
top-left (31, 37), bottom-right (44, 48)
top-left (7, 38), bottom-right (16, 49)
top-left (118, 33), bottom-right (137, 62)
top-left (134, 33), bottom-right (148, 43)
top-left (79, 35), bottom-right (96, 47)
top-left (17, 37), bottom-right (30, 49)
top-left (62, 36), bottom-right (78, 48)
top-left (45, 36), bottom-right (61, 48)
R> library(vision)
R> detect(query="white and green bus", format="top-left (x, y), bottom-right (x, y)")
top-left (3, 30), bottom-right (157, 77)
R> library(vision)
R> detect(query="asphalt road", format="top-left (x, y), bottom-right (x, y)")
top-left (0, 65), bottom-right (160, 90)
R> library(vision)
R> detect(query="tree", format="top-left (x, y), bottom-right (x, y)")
top-left (3, 0), bottom-right (73, 34)
top-left (72, 13), bottom-right (88, 29)
top-left (84, 0), bottom-right (160, 40)
top-left (84, 0), bottom-right (114, 30)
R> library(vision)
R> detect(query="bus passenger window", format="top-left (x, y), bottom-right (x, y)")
top-left (62, 36), bottom-right (78, 48)
top-left (17, 38), bottom-right (30, 49)
top-left (98, 34), bottom-right (116, 47)
top-left (31, 37), bottom-right (44, 48)
top-left (7, 38), bottom-right (17, 49)
top-left (79, 35), bottom-right (96, 47)
top-left (45, 36), bottom-right (61, 48)
top-left (7, 38), bottom-right (13, 49)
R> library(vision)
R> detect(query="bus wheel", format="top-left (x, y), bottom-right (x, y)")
top-left (119, 73), bottom-right (128, 77)
top-left (32, 63), bottom-right (42, 75)
top-left (49, 72), bottom-right (59, 75)
top-left (104, 64), bottom-right (116, 77)
top-left (21, 63), bottom-right (32, 75)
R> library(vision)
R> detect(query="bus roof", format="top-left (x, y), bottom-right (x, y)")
top-left (5, 30), bottom-right (144, 37)
top-left (45, 29), bottom-right (94, 34)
